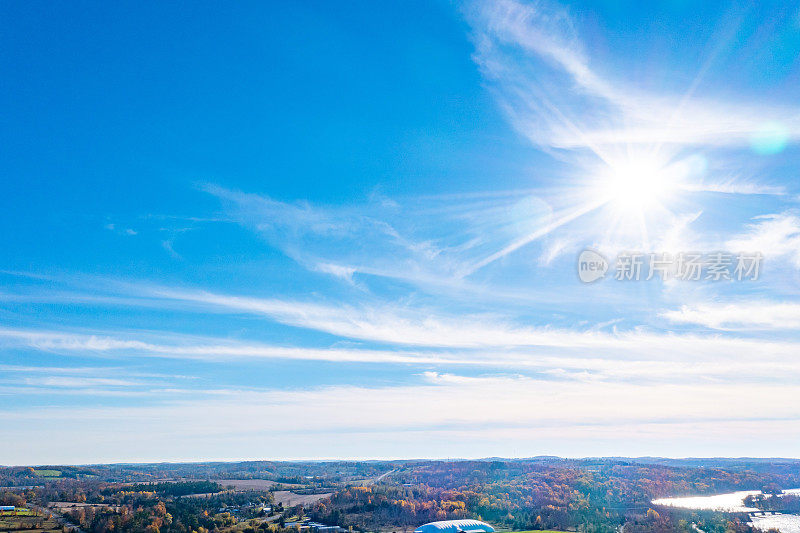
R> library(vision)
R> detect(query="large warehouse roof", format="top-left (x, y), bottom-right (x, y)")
top-left (414, 520), bottom-right (495, 533)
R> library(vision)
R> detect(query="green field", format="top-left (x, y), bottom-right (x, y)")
top-left (0, 515), bottom-right (61, 533)
top-left (32, 469), bottom-right (62, 477)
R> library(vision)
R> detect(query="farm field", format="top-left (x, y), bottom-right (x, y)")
top-left (217, 479), bottom-right (294, 490)
top-left (49, 503), bottom-right (120, 511)
top-left (0, 515), bottom-right (61, 533)
top-left (272, 491), bottom-right (332, 507)
top-left (31, 471), bottom-right (61, 478)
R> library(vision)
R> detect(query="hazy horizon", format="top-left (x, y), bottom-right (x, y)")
top-left (8, 456), bottom-right (800, 469)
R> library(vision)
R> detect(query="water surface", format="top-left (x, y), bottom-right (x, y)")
top-left (652, 488), bottom-right (800, 532)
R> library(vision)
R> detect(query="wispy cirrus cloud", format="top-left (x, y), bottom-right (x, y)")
top-left (204, 184), bottom-right (577, 283)
top-left (466, 0), bottom-right (800, 152)
top-left (662, 301), bottom-right (800, 330)
top-left (21, 376), bottom-right (141, 388)
top-left (455, 0), bottom-right (800, 271)
top-left (682, 181), bottom-right (787, 196)
top-left (0, 327), bottom-right (445, 364)
top-left (726, 212), bottom-right (800, 268)
top-left (146, 286), bottom-right (800, 360)
top-left (0, 363), bottom-right (200, 398)
top-left (7, 281), bottom-right (800, 369)
top-left (197, 0), bottom-right (800, 283)
top-left (8, 324), bottom-right (800, 385)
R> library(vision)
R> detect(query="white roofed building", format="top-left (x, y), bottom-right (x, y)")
top-left (414, 520), bottom-right (495, 533)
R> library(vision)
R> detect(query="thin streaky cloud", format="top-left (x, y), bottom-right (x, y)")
top-left (662, 302), bottom-right (800, 330)
top-left (5, 313), bottom-right (800, 372)
top-left (726, 212), bottom-right (800, 268)
top-left (468, 0), bottom-right (800, 151)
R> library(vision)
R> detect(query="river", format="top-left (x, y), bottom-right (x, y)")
top-left (652, 488), bottom-right (800, 532)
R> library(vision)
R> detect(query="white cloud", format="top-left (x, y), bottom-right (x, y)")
top-left (22, 376), bottom-right (141, 388)
top-left (0, 327), bottom-right (447, 364)
top-left (662, 302), bottom-right (800, 330)
top-left (726, 212), bottom-right (800, 268)
top-left (467, 0), bottom-right (800, 152)
top-left (313, 262), bottom-right (357, 284)
top-left (8, 309), bottom-right (800, 386)
top-left (420, 371), bottom-right (524, 385)
top-left (204, 183), bottom-right (619, 286)
top-left (143, 287), bottom-right (800, 364)
top-left (682, 181), bottom-right (786, 196)
top-left (151, 287), bottom-right (602, 348)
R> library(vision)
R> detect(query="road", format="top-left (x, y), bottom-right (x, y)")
top-left (28, 503), bottom-right (87, 533)
top-left (373, 469), bottom-right (396, 483)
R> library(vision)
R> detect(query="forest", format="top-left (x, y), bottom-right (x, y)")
top-left (2, 458), bottom-right (799, 533)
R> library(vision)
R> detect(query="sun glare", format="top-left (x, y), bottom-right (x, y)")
top-left (600, 155), bottom-right (675, 210)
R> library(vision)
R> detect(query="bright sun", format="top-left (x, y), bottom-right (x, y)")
top-left (600, 155), bottom-right (675, 210)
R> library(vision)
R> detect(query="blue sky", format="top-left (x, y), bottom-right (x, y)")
top-left (2, 0), bottom-right (800, 464)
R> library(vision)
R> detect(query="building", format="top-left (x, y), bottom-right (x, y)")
top-left (414, 520), bottom-right (495, 533)
top-left (308, 521), bottom-right (345, 533)
top-left (284, 519), bottom-right (344, 533)
top-left (0, 506), bottom-right (29, 516)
